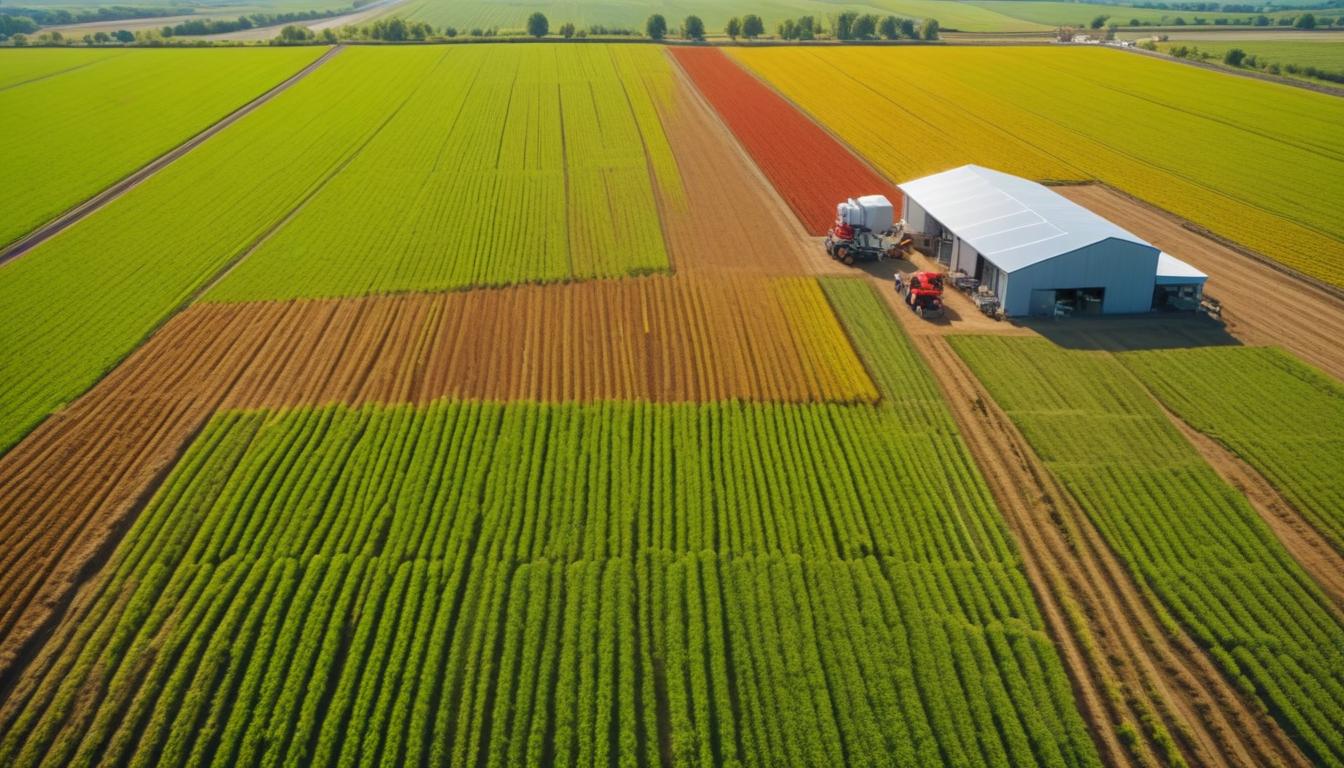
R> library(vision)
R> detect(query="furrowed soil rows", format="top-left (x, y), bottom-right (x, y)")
top-left (669, 47), bottom-right (899, 236)
top-left (0, 279), bottom-right (1102, 768)
top-left (953, 336), bottom-right (1344, 767)
top-left (651, 57), bottom-right (815, 275)
top-left (0, 275), bottom-right (875, 683)
top-left (1122, 346), bottom-right (1344, 561)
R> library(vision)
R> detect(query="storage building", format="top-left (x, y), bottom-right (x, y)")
top-left (899, 165), bottom-right (1206, 316)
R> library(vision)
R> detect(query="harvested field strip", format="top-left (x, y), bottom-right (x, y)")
top-left (1121, 346), bottom-right (1344, 556)
top-left (0, 47), bottom-right (324, 248)
top-left (0, 46), bottom-right (448, 454)
top-left (0, 280), bottom-right (1101, 768)
top-left (952, 336), bottom-right (1344, 767)
top-left (204, 44), bottom-right (680, 303)
top-left (670, 47), bottom-right (900, 237)
top-left (651, 65), bottom-right (812, 275)
top-left (214, 275), bottom-right (878, 406)
top-left (0, 274), bottom-right (874, 678)
top-left (732, 46), bottom-right (1344, 287)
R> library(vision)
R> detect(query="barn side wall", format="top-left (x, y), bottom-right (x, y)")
top-left (1002, 239), bottom-right (1159, 316)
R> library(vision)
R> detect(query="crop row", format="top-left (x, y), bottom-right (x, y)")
top-left (206, 44), bottom-right (681, 302)
top-left (1120, 346), bottom-right (1344, 555)
top-left (671, 47), bottom-right (900, 236)
top-left (0, 47), bottom-right (445, 453)
top-left (733, 46), bottom-right (1344, 286)
top-left (951, 336), bottom-right (1344, 766)
top-left (0, 45), bottom-right (682, 454)
top-left (0, 279), bottom-right (1100, 767)
top-left (0, 47), bottom-right (323, 247)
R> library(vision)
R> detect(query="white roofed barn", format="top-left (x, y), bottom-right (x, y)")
top-left (898, 165), bottom-right (1206, 316)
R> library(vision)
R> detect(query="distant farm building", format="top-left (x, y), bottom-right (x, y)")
top-left (899, 165), bottom-right (1207, 316)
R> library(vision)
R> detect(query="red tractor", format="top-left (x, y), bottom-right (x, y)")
top-left (895, 270), bottom-right (945, 318)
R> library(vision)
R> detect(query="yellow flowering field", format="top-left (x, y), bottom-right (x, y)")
top-left (731, 46), bottom-right (1344, 287)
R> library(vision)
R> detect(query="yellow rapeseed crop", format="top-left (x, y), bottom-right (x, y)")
top-left (732, 46), bottom-right (1344, 287)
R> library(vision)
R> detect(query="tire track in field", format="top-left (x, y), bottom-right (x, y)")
top-left (914, 332), bottom-right (1311, 768)
top-left (0, 50), bottom-right (128, 94)
top-left (0, 45), bottom-right (342, 263)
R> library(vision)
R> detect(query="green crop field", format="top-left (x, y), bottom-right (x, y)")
top-left (0, 44), bottom-right (684, 453)
top-left (952, 336), bottom-right (1344, 766)
top-left (1157, 38), bottom-right (1344, 82)
top-left (0, 46), bottom-right (436, 452)
top-left (1122, 346), bottom-right (1344, 554)
top-left (0, 47), bottom-right (322, 247)
top-left (735, 45), bottom-right (1344, 288)
top-left (395, 0), bottom-right (1046, 33)
top-left (969, 0), bottom-right (1315, 26)
top-left (205, 44), bottom-right (680, 303)
top-left (0, 279), bottom-right (1101, 768)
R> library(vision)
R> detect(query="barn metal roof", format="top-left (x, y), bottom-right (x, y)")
top-left (898, 165), bottom-right (1155, 273)
top-left (1156, 251), bottom-right (1208, 285)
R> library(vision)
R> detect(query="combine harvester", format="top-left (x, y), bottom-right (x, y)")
top-left (827, 194), bottom-right (943, 318)
top-left (824, 195), bottom-right (909, 264)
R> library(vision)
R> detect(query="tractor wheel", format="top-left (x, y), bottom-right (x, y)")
top-left (835, 246), bottom-right (847, 263)
top-left (841, 249), bottom-right (855, 266)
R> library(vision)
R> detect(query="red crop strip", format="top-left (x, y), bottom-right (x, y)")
top-left (671, 48), bottom-right (900, 236)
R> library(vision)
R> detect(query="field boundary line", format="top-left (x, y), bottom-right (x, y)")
top-left (1124, 44), bottom-right (1344, 99)
top-left (0, 44), bottom-right (344, 264)
top-left (0, 50), bottom-right (129, 94)
top-left (908, 326), bottom-right (1311, 766)
top-left (1078, 180), bottom-right (1344, 304)
top-left (1133, 373), bottom-right (1344, 618)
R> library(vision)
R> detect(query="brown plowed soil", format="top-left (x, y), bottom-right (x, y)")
top-left (1060, 184), bottom-right (1344, 381)
top-left (0, 272), bottom-right (877, 685)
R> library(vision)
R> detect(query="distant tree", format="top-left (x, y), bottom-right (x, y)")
top-left (93, 30), bottom-right (110, 43)
top-left (526, 12), bottom-right (548, 37)
top-left (559, 21), bottom-right (575, 38)
top-left (742, 14), bottom-right (763, 38)
top-left (683, 14), bottom-right (704, 40)
top-left (469, 27), bottom-right (482, 36)
top-left (12, 32), bottom-right (27, 45)
top-left (899, 17), bottom-right (916, 37)
top-left (1172, 16), bottom-right (1186, 25)
top-left (278, 23), bottom-right (312, 41)
top-left (1320, 16), bottom-right (1335, 27)
top-left (1128, 18), bottom-right (1140, 26)
top-left (1089, 13), bottom-right (1108, 29)
top-left (114, 28), bottom-right (134, 42)
top-left (834, 10), bottom-right (858, 39)
top-left (444, 26), bottom-right (457, 37)
top-left (1223, 46), bottom-right (1245, 66)
top-left (921, 17), bottom-right (939, 40)
top-left (879, 15), bottom-right (899, 39)
top-left (321, 27), bottom-right (337, 42)
top-left (778, 18), bottom-right (796, 39)
top-left (854, 13), bottom-right (878, 38)
top-left (646, 13), bottom-right (666, 39)
top-left (796, 15), bottom-right (816, 39)
top-left (1294, 12), bottom-right (1315, 29)
top-left (725, 16), bottom-right (741, 39)
top-left (1104, 22), bottom-right (1118, 39)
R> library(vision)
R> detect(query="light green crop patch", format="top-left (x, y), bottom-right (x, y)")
top-left (0, 280), bottom-right (1101, 768)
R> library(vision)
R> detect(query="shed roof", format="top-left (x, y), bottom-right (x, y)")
top-left (1155, 251), bottom-right (1208, 285)
top-left (898, 165), bottom-right (1155, 272)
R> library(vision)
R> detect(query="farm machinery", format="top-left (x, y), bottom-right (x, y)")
top-left (895, 270), bottom-right (945, 318)
top-left (825, 195), bottom-right (911, 264)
